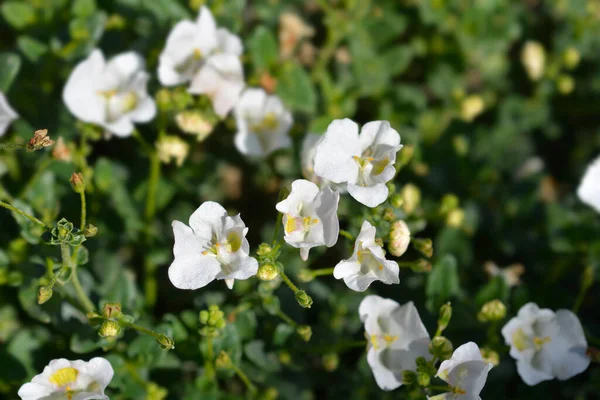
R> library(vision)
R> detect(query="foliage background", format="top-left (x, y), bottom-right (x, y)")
top-left (1, 0), bottom-right (600, 399)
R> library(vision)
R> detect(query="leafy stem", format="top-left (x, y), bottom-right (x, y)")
top-left (0, 200), bottom-right (48, 230)
top-left (61, 242), bottom-right (95, 313)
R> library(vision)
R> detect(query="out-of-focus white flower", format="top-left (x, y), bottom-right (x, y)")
top-left (484, 261), bottom-right (524, 287)
top-left (158, 6), bottom-right (244, 117)
top-left (314, 119), bottom-right (402, 207)
top-left (0, 92), bottom-right (18, 137)
top-left (63, 50), bottom-right (156, 137)
top-left (501, 302), bottom-right (590, 386)
top-left (279, 13), bottom-right (315, 59)
top-left (169, 201), bottom-right (258, 290)
top-left (577, 155), bottom-right (600, 213)
top-left (156, 135), bottom-right (189, 167)
top-left (234, 88), bottom-right (293, 157)
top-left (18, 357), bottom-right (113, 400)
top-left (333, 221), bottom-right (399, 291)
top-left (275, 179), bottom-right (339, 261)
top-left (521, 41), bottom-right (546, 81)
top-left (359, 295), bottom-right (431, 391)
top-left (175, 110), bottom-right (214, 141)
top-left (432, 342), bottom-right (493, 400)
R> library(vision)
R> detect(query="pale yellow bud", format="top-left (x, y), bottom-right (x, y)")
top-left (446, 208), bottom-right (465, 228)
top-left (175, 111), bottom-right (214, 141)
top-left (460, 95), bottom-right (484, 122)
top-left (480, 347), bottom-right (500, 366)
top-left (521, 41), bottom-right (546, 81)
top-left (478, 299), bottom-right (507, 322)
top-left (401, 183), bottom-right (421, 215)
top-left (562, 47), bottom-right (581, 70)
top-left (557, 74), bottom-right (575, 95)
top-left (388, 220), bottom-right (411, 257)
top-left (156, 136), bottom-right (189, 167)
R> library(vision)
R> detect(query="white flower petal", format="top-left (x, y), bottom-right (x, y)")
top-left (225, 278), bottom-right (235, 289)
top-left (63, 49), bottom-right (106, 124)
top-left (103, 52), bottom-right (145, 87)
top-left (314, 118), bottom-right (361, 184)
top-left (17, 383), bottom-right (54, 400)
top-left (333, 260), bottom-right (360, 279)
top-left (358, 295), bottom-right (399, 324)
top-left (189, 201), bottom-right (227, 237)
top-left (577, 155), bottom-right (600, 213)
top-left (358, 120), bottom-right (401, 152)
top-left (129, 95), bottom-right (157, 123)
top-left (194, 6), bottom-right (218, 54)
top-left (99, 117), bottom-right (135, 137)
top-left (316, 186), bottom-right (340, 247)
top-left (82, 357), bottom-right (114, 391)
top-left (516, 359), bottom-right (553, 386)
top-left (234, 130), bottom-right (265, 157)
top-left (0, 92), bottom-right (18, 137)
top-left (168, 253), bottom-right (221, 290)
top-left (367, 348), bottom-right (402, 391)
top-left (158, 20), bottom-right (199, 86)
top-left (217, 255), bottom-right (258, 281)
top-left (347, 182), bottom-right (389, 208)
top-left (172, 220), bottom-right (210, 257)
top-left (343, 273), bottom-right (378, 292)
top-left (217, 28), bottom-right (243, 56)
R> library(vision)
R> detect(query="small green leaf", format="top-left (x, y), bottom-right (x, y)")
top-left (276, 61), bottom-right (317, 114)
top-left (17, 35), bottom-right (49, 62)
top-left (244, 340), bottom-right (281, 373)
top-left (273, 323), bottom-right (295, 346)
top-left (72, 0), bottom-right (96, 17)
top-left (426, 255), bottom-right (463, 312)
top-left (1, 1), bottom-right (36, 30)
top-left (0, 52), bottom-right (22, 92)
top-left (248, 26), bottom-right (279, 71)
top-left (475, 276), bottom-right (509, 306)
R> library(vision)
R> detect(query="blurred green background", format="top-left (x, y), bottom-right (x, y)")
top-left (1, 0), bottom-right (600, 399)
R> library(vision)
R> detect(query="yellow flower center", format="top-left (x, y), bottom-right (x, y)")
top-left (193, 48), bottom-right (203, 59)
top-left (533, 336), bottom-right (551, 350)
top-left (49, 367), bottom-right (78, 387)
top-left (97, 89), bottom-right (117, 98)
top-left (512, 328), bottom-right (530, 351)
top-left (201, 233), bottom-right (242, 255)
top-left (121, 92), bottom-right (138, 113)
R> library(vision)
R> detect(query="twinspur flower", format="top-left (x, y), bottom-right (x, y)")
top-left (234, 88), bottom-right (293, 157)
top-left (577, 155), bottom-right (600, 213)
top-left (169, 201), bottom-right (258, 290)
top-left (18, 357), bottom-right (114, 400)
top-left (501, 302), bottom-right (590, 386)
top-left (431, 342), bottom-right (493, 400)
top-left (275, 179), bottom-right (340, 261)
top-left (300, 133), bottom-right (346, 191)
top-left (63, 49), bottom-right (156, 137)
top-left (314, 119), bottom-right (402, 207)
top-left (359, 295), bottom-right (431, 391)
top-left (0, 92), bottom-right (18, 136)
top-left (333, 221), bottom-right (400, 291)
top-left (158, 6), bottom-right (244, 117)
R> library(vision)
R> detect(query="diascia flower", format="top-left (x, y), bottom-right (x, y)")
top-left (577, 155), bottom-right (600, 213)
top-left (431, 342), bottom-right (493, 400)
top-left (300, 133), bottom-right (346, 192)
top-left (18, 357), bottom-right (113, 400)
top-left (501, 302), bottom-right (590, 386)
top-left (333, 221), bottom-right (399, 291)
top-left (314, 119), bottom-right (402, 207)
top-left (234, 88), bottom-right (293, 157)
top-left (169, 201), bottom-right (258, 290)
top-left (275, 179), bottom-right (340, 260)
top-left (0, 92), bottom-right (18, 136)
top-left (359, 295), bottom-right (431, 391)
top-left (158, 6), bottom-right (244, 117)
top-left (63, 50), bottom-right (156, 137)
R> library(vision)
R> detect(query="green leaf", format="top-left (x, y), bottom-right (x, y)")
top-left (11, 199), bottom-right (44, 244)
top-left (475, 276), bottom-right (509, 306)
top-left (276, 61), bottom-right (317, 114)
top-left (72, 0), bottom-right (96, 17)
top-left (383, 46), bottom-right (414, 77)
top-left (244, 340), bottom-right (281, 373)
top-left (0, 52), bottom-right (22, 92)
top-left (17, 35), bottom-right (49, 62)
top-left (1, 1), bottom-right (36, 30)
top-left (273, 323), bottom-right (295, 346)
top-left (426, 255), bottom-right (463, 312)
top-left (233, 309), bottom-right (257, 341)
top-left (248, 26), bottom-right (279, 71)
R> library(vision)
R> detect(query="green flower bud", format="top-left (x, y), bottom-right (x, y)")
top-left (480, 347), bottom-right (500, 366)
top-left (388, 220), bottom-right (411, 257)
top-left (477, 299), bottom-right (506, 322)
top-left (257, 264), bottom-right (279, 281)
top-left (562, 47), bottom-right (580, 70)
top-left (296, 325), bottom-right (312, 342)
top-left (429, 336), bottom-right (454, 360)
top-left (382, 207), bottom-right (396, 222)
top-left (256, 243), bottom-right (273, 257)
top-left (557, 74), bottom-right (575, 95)
top-left (102, 302), bottom-right (122, 319)
top-left (146, 382), bottom-right (168, 400)
top-left (156, 334), bottom-right (175, 350)
top-left (262, 295), bottom-right (281, 315)
top-left (215, 351), bottom-right (232, 369)
top-left (439, 194), bottom-right (459, 215)
top-left (295, 290), bottom-right (313, 308)
top-left (411, 259), bottom-right (432, 273)
top-left (278, 351), bottom-right (291, 365)
top-left (417, 372), bottom-right (431, 387)
top-left (105, 14), bottom-right (127, 30)
top-left (323, 353), bottom-right (339, 371)
top-left (413, 238), bottom-right (433, 258)
top-left (437, 302), bottom-right (452, 334)
top-left (390, 193), bottom-right (403, 208)
top-left (199, 310), bottom-right (209, 325)
top-left (37, 286), bottom-right (53, 304)
top-left (98, 320), bottom-right (121, 338)
top-left (402, 370), bottom-right (416, 386)
top-left (83, 224), bottom-right (98, 237)
top-left (262, 387), bottom-right (279, 400)
top-left (86, 312), bottom-right (104, 326)
top-left (446, 208), bottom-right (465, 228)
top-left (70, 172), bottom-right (86, 194)
top-left (155, 89), bottom-right (172, 112)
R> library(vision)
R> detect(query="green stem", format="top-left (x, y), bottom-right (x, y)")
top-left (205, 336), bottom-right (216, 380)
top-left (228, 353), bottom-right (257, 394)
top-left (311, 267), bottom-right (335, 277)
top-left (339, 230), bottom-right (355, 241)
top-left (573, 266), bottom-right (593, 313)
top-left (0, 200), bottom-right (48, 230)
top-left (272, 211), bottom-right (282, 246)
top-left (145, 154), bottom-right (160, 222)
top-left (0, 143), bottom-right (25, 150)
top-left (120, 320), bottom-right (161, 339)
top-left (276, 310), bottom-right (298, 328)
top-left (278, 268), bottom-right (299, 293)
top-left (61, 243), bottom-right (95, 312)
top-left (79, 191), bottom-right (87, 232)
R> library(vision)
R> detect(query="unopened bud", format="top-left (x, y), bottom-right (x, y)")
top-left (411, 259), bottom-right (432, 273)
top-left (175, 111), bottom-right (214, 141)
top-left (322, 353), bottom-right (339, 371)
top-left (86, 312), bottom-right (104, 326)
top-left (156, 136), bottom-right (189, 167)
top-left (155, 89), bottom-right (172, 112)
top-left (460, 95), bottom-right (484, 122)
top-left (402, 370), bottom-right (416, 386)
top-left (429, 336), bottom-right (453, 360)
top-left (437, 302), bottom-right (452, 334)
top-left (70, 173), bottom-right (85, 193)
top-left (296, 325), bottom-right (312, 342)
top-left (478, 299), bottom-right (506, 322)
top-left (215, 351), bottom-right (232, 369)
top-left (417, 372), bottom-right (430, 387)
top-left (439, 194), bottom-right (459, 215)
top-left (446, 208), bottom-right (465, 228)
top-left (521, 41), bottom-right (546, 81)
top-left (52, 137), bottom-right (71, 162)
top-left (557, 74), bottom-right (575, 95)
top-left (83, 224), bottom-right (98, 237)
top-left (390, 193), bottom-right (403, 208)
top-left (37, 286), bottom-right (53, 304)
top-left (297, 269), bottom-right (314, 283)
top-left (480, 347), bottom-right (500, 366)
top-left (278, 350), bottom-right (292, 365)
top-left (401, 183), bottom-right (421, 214)
top-left (26, 129), bottom-right (55, 152)
top-left (382, 207), bottom-right (395, 222)
top-left (98, 320), bottom-right (121, 337)
top-left (563, 47), bottom-right (580, 70)
top-left (263, 387), bottom-right (279, 400)
top-left (388, 220), bottom-right (411, 257)
top-left (156, 334), bottom-right (175, 350)
top-left (413, 238), bottom-right (433, 258)
top-left (295, 290), bottom-right (313, 308)
top-left (257, 264), bottom-right (279, 281)
top-left (256, 243), bottom-right (273, 257)
top-left (102, 302), bottom-right (122, 319)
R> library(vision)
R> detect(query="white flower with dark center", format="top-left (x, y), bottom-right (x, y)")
top-left (18, 357), bottom-right (113, 400)
top-left (63, 50), bottom-right (156, 137)
top-left (0, 92), bottom-right (18, 137)
top-left (432, 342), bottom-right (493, 400)
top-left (275, 179), bottom-right (339, 261)
top-left (501, 302), bottom-right (590, 386)
top-left (359, 295), bottom-right (431, 391)
top-left (577, 155), bottom-right (600, 213)
top-left (333, 221), bottom-right (399, 291)
top-left (314, 119), bottom-right (402, 207)
top-left (169, 201), bottom-right (258, 290)
top-left (234, 88), bottom-right (292, 157)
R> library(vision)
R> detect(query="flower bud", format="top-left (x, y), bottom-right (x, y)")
top-left (411, 259), bottom-right (432, 273)
top-left (175, 111), bottom-right (214, 141)
top-left (52, 137), bottom-right (71, 162)
top-left (296, 269), bottom-right (314, 283)
top-left (86, 312), bottom-right (104, 326)
top-left (413, 238), bottom-right (433, 258)
top-left (556, 74), bottom-right (575, 95)
top-left (256, 243), bottom-right (273, 257)
top-left (199, 310), bottom-right (209, 325)
top-left (429, 336), bottom-right (453, 360)
top-left (257, 264), bottom-right (279, 281)
top-left (26, 129), bottom-right (55, 152)
top-left (401, 183), bottom-right (421, 214)
top-left (70, 173), bottom-right (85, 194)
top-left (446, 208), bottom-right (465, 228)
top-left (296, 325), bottom-right (312, 342)
top-left (460, 95), bottom-right (484, 122)
top-left (439, 194), bottom-right (459, 215)
top-left (295, 290), bottom-right (313, 308)
top-left (437, 302), bottom-right (452, 334)
top-left (477, 299), bottom-right (506, 322)
top-left (156, 136), bottom-right (189, 167)
top-left (102, 302), bottom-right (122, 319)
top-left (562, 47), bottom-right (580, 70)
top-left (521, 41), bottom-right (546, 81)
top-left (322, 353), bottom-right (339, 371)
top-left (402, 370), bottom-right (416, 386)
top-left (155, 89), bottom-right (172, 112)
top-left (382, 207), bottom-right (395, 222)
top-left (83, 224), bottom-right (98, 237)
top-left (263, 387), bottom-right (279, 400)
top-left (37, 286), bottom-right (53, 304)
top-left (146, 382), bottom-right (167, 400)
top-left (156, 334), bottom-right (175, 350)
top-left (389, 193), bottom-right (403, 208)
top-left (105, 14), bottom-right (126, 30)
top-left (388, 220), bottom-right (411, 257)
top-left (215, 351), bottom-right (232, 369)
top-left (278, 350), bottom-right (292, 365)
top-left (453, 135), bottom-right (469, 156)
top-left (417, 372), bottom-right (431, 387)
top-left (480, 347), bottom-right (500, 366)
top-left (98, 320), bottom-right (121, 338)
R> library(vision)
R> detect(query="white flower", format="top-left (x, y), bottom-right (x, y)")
top-left (156, 135), bottom-right (189, 167)
top-left (433, 342), bottom-right (493, 400)
top-left (275, 179), bottom-right (340, 261)
top-left (577, 155), bottom-right (600, 213)
top-left (158, 6), bottom-right (244, 117)
top-left (501, 302), bottom-right (590, 386)
top-left (234, 88), bottom-right (293, 157)
top-left (359, 295), bottom-right (431, 391)
top-left (0, 92), bottom-right (18, 137)
top-left (301, 133), bottom-right (346, 192)
top-left (314, 119), bottom-right (402, 207)
top-left (18, 357), bottom-right (113, 400)
top-left (333, 221), bottom-right (399, 291)
top-left (169, 201), bottom-right (258, 290)
top-left (63, 49), bottom-right (156, 137)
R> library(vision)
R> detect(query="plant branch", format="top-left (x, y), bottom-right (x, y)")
top-left (0, 200), bottom-right (48, 230)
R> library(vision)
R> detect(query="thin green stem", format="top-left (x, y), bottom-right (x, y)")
top-left (276, 309), bottom-right (298, 328)
top-left (339, 230), bottom-right (354, 241)
top-left (310, 267), bottom-right (335, 277)
top-left (0, 200), bottom-right (48, 230)
top-left (204, 336), bottom-right (216, 380)
top-left (145, 154), bottom-right (161, 221)
top-left (0, 143), bottom-right (25, 150)
top-left (61, 243), bottom-right (95, 312)
top-left (227, 352), bottom-right (257, 394)
top-left (120, 320), bottom-right (161, 339)
top-left (272, 211), bottom-right (282, 246)
top-left (278, 268), bottom-right (299, 293)
top-left (573, 266), bottom-right (593, 313)
top-left (132, 130), bottom-right (155, 155)
top-left (79, 191), bottom-right (87, 232)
